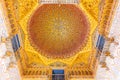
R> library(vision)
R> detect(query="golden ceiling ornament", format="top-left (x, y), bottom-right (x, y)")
top-left (28, 4), bottom-right (90, 58)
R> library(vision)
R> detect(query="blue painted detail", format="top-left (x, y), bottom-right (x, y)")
top-left (11, 34), bottom-right (20, 52)
top-left (52, 70), bottom-right (64, 74)
top-left (96, 35), bottom-right (100, 47)
top-left (52, 70), bottom-right (65, 80)
top-left (16, 34), bottom-right (20, 48)
top-left (96, 35), bottom-right (105, 52)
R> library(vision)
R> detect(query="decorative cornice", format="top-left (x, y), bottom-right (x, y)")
top-left (98, 0), bottom-right (118, 37)
top-left (4, 0), bottom-right (19, 36)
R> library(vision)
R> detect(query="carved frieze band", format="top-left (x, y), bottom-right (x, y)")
top-left (98, 0), bottom-right (118, 37)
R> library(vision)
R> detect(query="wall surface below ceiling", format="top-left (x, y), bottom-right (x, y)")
top-left (96, 0), bottom-right (120, 80)
top-left (0, 1), bottom-right (21, 80)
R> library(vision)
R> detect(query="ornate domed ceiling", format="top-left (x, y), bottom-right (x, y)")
top-left (3, 0), bottom-right (101, 79)
top-left (28, 4), bottom-right (90, 58)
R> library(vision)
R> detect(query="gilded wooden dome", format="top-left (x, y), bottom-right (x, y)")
top-left (28, 4), bottom-right (90, 58)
